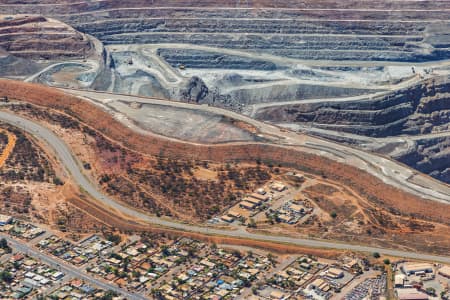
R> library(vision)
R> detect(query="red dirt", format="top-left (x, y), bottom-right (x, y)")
top-left (0, 80), bottom-right (449, 225)
top-left (67, 191), bottom-right (342, 258)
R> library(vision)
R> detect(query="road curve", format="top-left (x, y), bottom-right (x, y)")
top-left (1, 111), bottom-right (450, 263)
top-left (63, 88), bottom-right (450, 203)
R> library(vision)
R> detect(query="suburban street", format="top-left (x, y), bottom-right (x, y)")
top-left (0, 233), bottom-right (147, 300)
top-left (0, 110), bottom-right (450, 264)
top-left (1, 1), bottom-right (450, 298)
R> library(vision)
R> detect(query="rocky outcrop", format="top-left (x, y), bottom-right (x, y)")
top-left (180, 76), bottom-right (209, 103)
top-left (257, 77), bottom-right (450, 183)
top-left (395, 137), bottom-right (450, 183)
top-left (256, 76), bottom-right (450, 137)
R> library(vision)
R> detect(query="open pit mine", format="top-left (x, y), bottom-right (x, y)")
top-left (1, 2), bottom-right (450, 299)
top-left (1, 0), bottom-right (449, 185)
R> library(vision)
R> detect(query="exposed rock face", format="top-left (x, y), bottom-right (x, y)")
top-left (1, 0), bottom-right (449, 186)
top-left (0, 47), bottom-right (40, 76)
top-left (3, 0), bottom-right (450, 62)
top-left (157, 49), bottom-right (278, 70)
top-left (395, 137), bottom-right (450, 183)
top-left (0, 15), bottom-right (92, 59)
top-left (229, 85), bottom-right (379, 107)
top-left (180, 76), bottom-right (209, 103)
top-left (261, 76), bottom-right (450, 183)
top-left (256, 77), bottom-right (450, 137)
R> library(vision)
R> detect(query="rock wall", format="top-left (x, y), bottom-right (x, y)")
top-left (3, 1), bottom-right (450, 62)
top-left (396, 137), bottom-right (450, 183)
top-left (0, 15), bottom-right (92, 60)
top-left (256, 77), bottom-right (450, 137)
top-left (157, 49), bottom-right (278, 70)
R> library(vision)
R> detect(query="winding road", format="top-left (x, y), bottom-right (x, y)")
top-left (0, 110), bottom-right (450, 264)
top-left (63, 88), bottom-right (450, 204)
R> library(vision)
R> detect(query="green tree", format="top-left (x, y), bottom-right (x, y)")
top-left (268, 253), bottom-right (277, 266)
top-left (426, 287), bottom-right (436, 296)
top-left (53, 177), bottom-right (64, 186)
top-left (0, 271), bottom-right (13, 283)
top-left (123, 256), bottom-right (130, 272)
top-left (105, 233), bottom-right (121, 245)
top-left (97, 290), bottom-right (117, 300)
top-left (232, 250), bottom-right (242, 259)
top-left (252, 287), bottom-right (258, 295)
top-left (161, 245), bottom-right (170, 257)
top-left (132, 270), bottom-right (141, 278)
top-left (0, 238), bottom-right (7, 249)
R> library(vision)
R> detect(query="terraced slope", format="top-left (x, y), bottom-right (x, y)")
top-left (257, 76), bottom-right (450, 182)
top-left (0, 14), bottom-right (92, 59)
top-left (1, 0), bottom-right (449, 185)
top-left (256, 77), bottom-right (450, 137)
top-left (4, 1), bottom-right (449, 99)
top-left (3, 0), bottom-right (450, 61)
top-left (397, 136), bottom-right (450, 183)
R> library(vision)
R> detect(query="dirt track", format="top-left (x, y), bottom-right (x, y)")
top-left (67, 192), bottom-right (341, 257)
top-left (0, 129), bottom-right (16, 168)
top-left (1, 80), bottom-right (450, 261)
top-left (0, 80), bottom-right (449, 224)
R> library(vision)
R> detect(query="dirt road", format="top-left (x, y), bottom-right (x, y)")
top-left (1, 110), bottom-right (450, 263)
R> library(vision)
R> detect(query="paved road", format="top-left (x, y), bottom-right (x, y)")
top-left (0, 233), bottom-right (147, 300)
top-left (63, 88), bottom-right (450, 203)
top-left (0, 111), bottom-right (450, 264)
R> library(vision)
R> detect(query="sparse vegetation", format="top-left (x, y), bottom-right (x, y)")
top-left (0, 126), bottom-right (53, 183)
top-left (2, 84), bottom-right (450, 255)
top-left (0, 238), bottom-right (11, 253)
top-left (0, 270), bottom-right (13, 283)
top-left (105, 233), bottom-right (121, 245)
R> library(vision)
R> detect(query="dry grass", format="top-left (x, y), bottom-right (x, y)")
top-left (1, 80), bottom-right (450, 254)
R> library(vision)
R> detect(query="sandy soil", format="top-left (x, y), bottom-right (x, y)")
top-left (0, 81), bottom-right (446, 220)
top-left (1, 80), bottom-right (450, 254)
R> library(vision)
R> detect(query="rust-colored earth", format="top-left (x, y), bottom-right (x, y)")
top-left (1, 80), bottom-right (448, 224)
